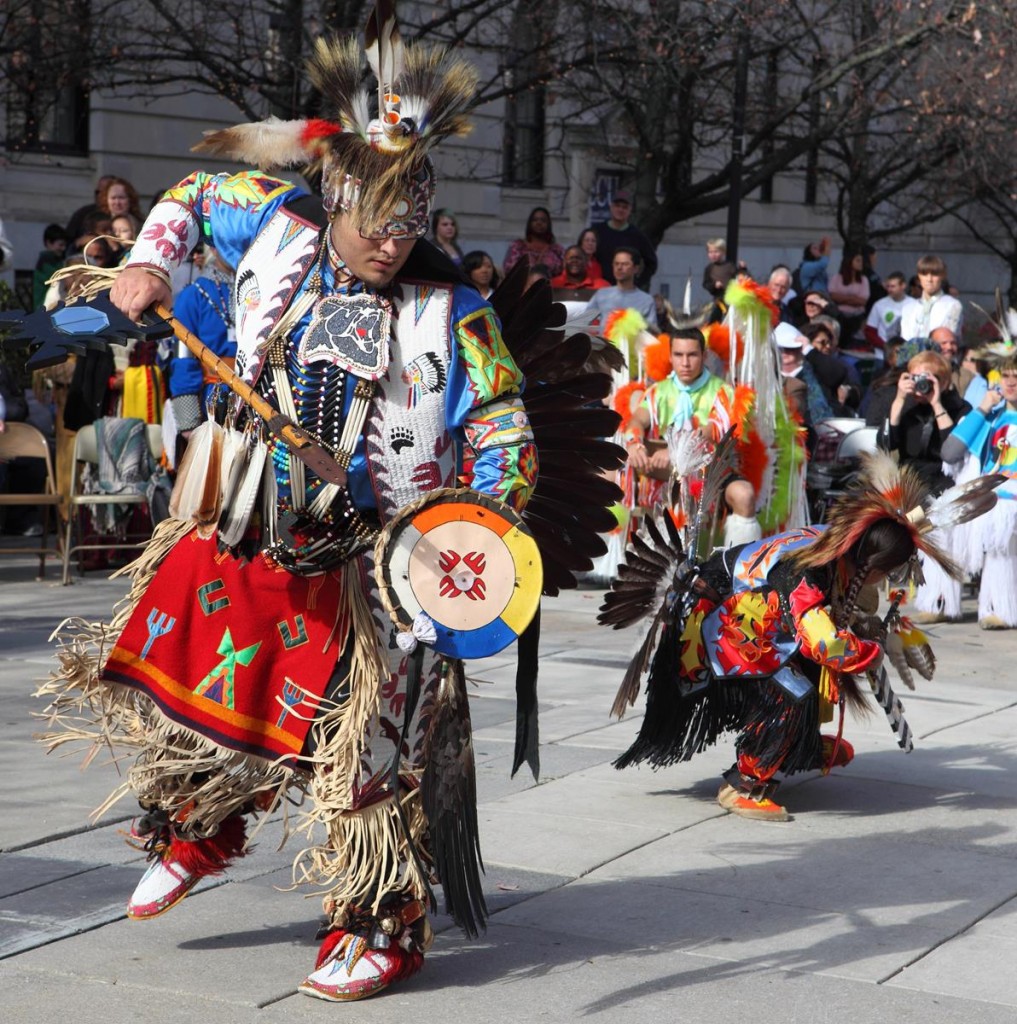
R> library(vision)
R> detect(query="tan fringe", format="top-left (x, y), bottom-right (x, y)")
top-left (36, 519), bottom-right (195, 757)
top-left (124, 717), bottom-right (299, 838)
top-left (301, 568), bottom-right (386, 809)
top-left (34, 517), bottom-right (301, 836)
top-left (291, 566), bottom-right (429, 917)
top-left (46, 262), bottom-right (121, 301)
top-left (37, 519), bottom-right (423, 904)
top-left (291, 785), bottom-right (429, 919)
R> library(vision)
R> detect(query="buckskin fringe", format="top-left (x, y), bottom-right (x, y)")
top-left (35, 517), bottom-right (300, 836)
top-left (122, 721), bottom-right (296, 838)
top-left (35, 517), bottom-right (197, 769)
top-left (290, 565), bottom-right (428, 919)
top-left (292, 784), bottom-right (429, 921)
top-left (301, 566), bottom-right (386, 805)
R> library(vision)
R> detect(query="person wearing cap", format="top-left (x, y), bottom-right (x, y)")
top-left (60, 6), bottom-right (540, 1002)
top-left (589, 190), bottom-right (658, 291)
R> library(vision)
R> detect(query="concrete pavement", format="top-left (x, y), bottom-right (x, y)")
top-left (2, 548), bottom-right (1017, 1022)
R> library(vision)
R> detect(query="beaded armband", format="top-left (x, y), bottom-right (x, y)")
top-left (464, 396), bottom-right (533, 450)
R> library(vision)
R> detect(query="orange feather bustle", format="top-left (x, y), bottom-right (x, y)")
top-left (644, 334), bottom-right (673, 383)
top-left (737, 428), bottom-right (767, 494)
top-left (728, 384), bottom-right (755, 441)
top-left (667, 505), bottom-right (687, 532)
top-left (742, 278), bottom-right (780, 327)
top-left (704, 322), bottom-right (746, 370)
top-left (703, 323), bottom-right (730, 364)
top-left (613, 381), bottom-right (648, 433)
top-left (715, 384), bottom-right (763, 485)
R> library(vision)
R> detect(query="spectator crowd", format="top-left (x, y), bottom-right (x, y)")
top-left (1, 175), bottom-right (1015, 631)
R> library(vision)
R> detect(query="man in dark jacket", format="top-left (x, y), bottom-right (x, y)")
top-left (590, 191), bottom-right (658, 290)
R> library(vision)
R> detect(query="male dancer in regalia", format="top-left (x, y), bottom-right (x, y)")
top-left (44, 4), bottom-right (538, 1001)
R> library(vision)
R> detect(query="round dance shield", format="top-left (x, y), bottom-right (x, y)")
top-left (375, 488), bottom-right (543, 659)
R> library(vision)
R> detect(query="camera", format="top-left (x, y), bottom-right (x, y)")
top-left (913, 373), bottom-right (934, 396)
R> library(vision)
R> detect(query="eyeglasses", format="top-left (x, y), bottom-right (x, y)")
top-left (359, 220), bottom-right (429, 241)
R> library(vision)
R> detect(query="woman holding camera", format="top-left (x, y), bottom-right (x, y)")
top-left (877, 349), bottom-right (970, 621)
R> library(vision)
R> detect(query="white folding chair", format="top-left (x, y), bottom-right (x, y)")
top-left (62, 421), bottom-right (163, 585)
top-left (0, 422), bottom-right (63, 579)
top-left (816, 417), bottom-right (865, 438)
top-left (836, 426), bottom-right (879, 460)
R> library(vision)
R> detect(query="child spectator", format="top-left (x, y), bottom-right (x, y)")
top-left (702, 237), bottom-right (736, 300)
top-left (33, 224), bottom-right (68, 309)
top-left (864, 272), bottom-right (909, 351)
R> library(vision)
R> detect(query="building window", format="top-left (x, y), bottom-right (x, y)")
top-left (501, 0), bottom-right (546, 189)
top-left (503, 80), bottom-right (545, 189)
top-left (4, 1), bottom-right (90, 155)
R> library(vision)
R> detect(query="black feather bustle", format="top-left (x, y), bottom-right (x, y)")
top-left (601, 594), bottom-right (667, 625)
top-left (421, 660), bottom-right (488, 938)
top-left (536, 450), bottom-right (623, 477)
top-left (540, 558), bottom-right (576, 596)
top-left (489, 263), bottom-right (623, 594)
top-left (628, 531), bottom-right (672, 570)
top-left (532, 474), bottom-right (623, 509)
top-left (610, 615), bottom-right (662, 718)
top-left (614, 621), bottom-right (744, 769)
top-left (520, 373), bottom-right (614, 406)
top-left (527, 408), bottom-right (621, 438)
top-left (584, 340), bottom-right (627, 374)
top-left (523, 338), bottom-right (594, 382)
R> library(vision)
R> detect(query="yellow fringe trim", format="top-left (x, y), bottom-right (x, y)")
top-left (303, 566), bottom-right (386, 808)
top-left (290, 565), bottom-right (420, 917)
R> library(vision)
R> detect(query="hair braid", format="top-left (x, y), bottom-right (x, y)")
top-left (836, 558), bottom-right (870, 631)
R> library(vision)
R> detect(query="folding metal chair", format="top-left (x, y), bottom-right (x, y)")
top-left (0, 422), bottom-right (63, 579)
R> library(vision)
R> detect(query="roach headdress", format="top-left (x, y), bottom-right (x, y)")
top-left (794, 449), bottom-right (1003, 579)
top-left (193, 0), bottom-right (478, 236)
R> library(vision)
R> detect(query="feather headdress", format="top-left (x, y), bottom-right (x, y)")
top-left (794, 449), bottom-right (1003, 577)
top-left (193, 0), bottom-right (478, 233)
top-left (969, 287), bottom-right (1017, 368)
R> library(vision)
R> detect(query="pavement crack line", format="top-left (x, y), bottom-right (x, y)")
top-left (3, 814), bottom-right (135, 854)
top-left (0, 861), bottom-right (110, 900)
top-left (877, 884), bottom-right (1017, 984)
top-left (918, 698), bottom-right (1017, 741)
top-left (485, 812), bottom-right (728, 922)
